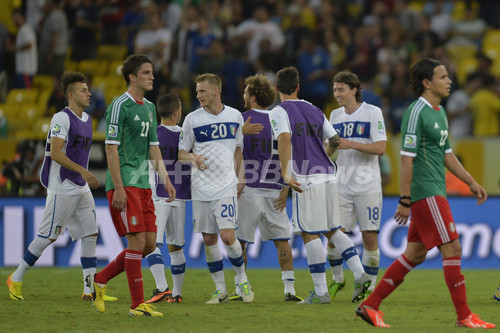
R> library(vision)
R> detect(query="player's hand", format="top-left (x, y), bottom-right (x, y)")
top-left (394, 205), bottom-right (410, 225)
top-left (273, 190), bottom-right (288, 212)
top-left (470, 182), bottom-right (487, 205)
top-left (283, 174), bottom-right (302, 193)
top-left (242, 116), bottom-right (264, 135)
top-left (82, 170), bottom-right (99, 190)
top-left (163, 181), bottom-right (176, 203)
top-left (237, 182), bottom-right (245, 198)
top-left (338, 138), bottom-right (353, 150)
top-left (190, 153), bottom-right (208, 171)
top-left (112, 187), bottom-right (127, 211)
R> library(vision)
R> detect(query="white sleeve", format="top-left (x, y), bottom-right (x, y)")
top-left (49, 112), bottom-right (70, 141)
top-left (370, 106), bottom-right (387, 142)
top-left (269, 105), bottom-right (290, 138)
top-left (178, 115), bottom-right (194, 152)
top-left (235, 112), bottom-right (244, 147)
top-left (322, 115), bottom-right (337, 140)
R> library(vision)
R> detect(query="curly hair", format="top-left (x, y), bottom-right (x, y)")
top-left (244, 74), bottom-right (276, 108)
top-left (60, 71), bottom-right (87, 97)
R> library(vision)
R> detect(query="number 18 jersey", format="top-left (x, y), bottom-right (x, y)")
top-left (105, 92), bottom-right (159, 190)
top-left (400, 97), bottom-right (452, 202)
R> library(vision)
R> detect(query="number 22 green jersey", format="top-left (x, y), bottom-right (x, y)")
top-left (400, 97), bottom-right (452, 202)
top-left (105, 92), bottom-right (159, 191)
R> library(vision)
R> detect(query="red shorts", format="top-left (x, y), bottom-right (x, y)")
top-left (107, 187), bottom-right (156, 237)
top-left (407, 195), bottom-right (458, 250)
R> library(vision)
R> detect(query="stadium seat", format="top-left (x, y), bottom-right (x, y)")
top-left (6, 88), bottom-right (39, 104)
top-left (32, 117), bottom-right (52, 137)
top-left (482, 29), bottom-right (500, 48)
top-left (456, 57), bottom-right (478, 86)
top-left (33, 75), bottom-right (55, 92)
top-left (482, 44), bottom-right (500, 61)
top-left (108, 60), bottom-right (124, 76)
top-left (105, 88), bottom-right (125, 106)
top-left (490, 60), bottom-right (500, 78)
top-left (78, 59), bottom-right (109, 77)
top-left (446, 44), bottom-right (478, 63)
top-left (93, 75), bottom-right (126, 92)
top-left (96, 45), bottom-right (128, 61)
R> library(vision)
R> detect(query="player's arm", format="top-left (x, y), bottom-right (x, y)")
top-left (105, 144), bottom-right (126, 210)
top-left (444, 153), bottom-right (487, 204)
top-left (394, 154), bottom-right (413, 225)
top-left (242, 116), bottom-right (264, 135)
top-left (273, 186), bottom-right (289, 212)
top-left (234, 146), bottom-right (245, 198)
top-left (325, 134), bottom-right (340, 156)
top-left (51, 136), bottom-right (98, 189)
top-left (150, 145), bottom-right (176, 202)
top-left (338, 139), bottom-right (386, 156)
top-left (178, 150), bottom-right (207, 170)
top-left (277, 132), bottom-right (302, 192)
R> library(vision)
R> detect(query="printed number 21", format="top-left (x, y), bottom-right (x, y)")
top-left (141, 121), bottom-right (149, 137)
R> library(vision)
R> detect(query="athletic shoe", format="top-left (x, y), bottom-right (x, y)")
top-left (85, 273), bottom-right (105, 313)
top-left (229, 291), bottom-right (243, 301)
top-left (206, 290), bottom-right (229, 304)
top-left (494, 285), bottom-right (500, 301)
top-left (239, 281), bottom-right (254, 303)
top-left (456, 313), bottom-right (495, 328)
top-left (145, 288), bottom-right (172, 304)
top-left (327, 280), bottom-right (345, 299)
top-left (297, 291), bottom-right (330, 304)
top-left (129, 303), bottom-right (164, 317)
top-left (168, 295), bottom-right (183, 303)
top-left (285, 293), bottom-right (303, 302)
top-left (356, 304), bottom-right (390, 327)
top-left (82, 293), bottom-right (118, 301)
top-left (352, 273), bottom-right (372, 303)
top-left (7, 273), bottom-right (23, 300)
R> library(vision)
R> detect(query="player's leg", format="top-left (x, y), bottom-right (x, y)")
top-left (8, 193), bottom-right (74, 300)
top-left (298, 233), bottom-right (330, 304)
top-left (165, 203), bottom-right (187, 302)
top-left (168, 244), bottom-right (185, 303)
top-left (217, 197), bottom-right (253, 303)
top-left (273, 240), bottom-right (301, 301)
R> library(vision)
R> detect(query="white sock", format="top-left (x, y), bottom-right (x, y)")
top-left (225, 241), bottom-right (247, 284)
top-left (146, 247), bottom-right (168, 291)
top-left (205, 245), bottom-right (226, 293)
top-left (12, 237), bottom-right (52, 282)
top-left (326, 246), bottom-right (344, 283)
top-left (281, 270), bottom-right (296, 295)
top-left (234, 276), bottom-right (241, 296)
top-left (304, 238), bottom-right (328, 296)
top-left (362, 248), bottom-right (380, 288)
top-left (329, 231), bottom-right (364, 280)
top-left (80, 236), bottom-right (97, 294)
top-left (170, 249), bottom-right (186, 297)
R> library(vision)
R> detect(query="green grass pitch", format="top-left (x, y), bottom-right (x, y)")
top-left (1, 268), bottom-right (498, 333)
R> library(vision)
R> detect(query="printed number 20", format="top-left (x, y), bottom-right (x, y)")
top-left (221, 204), bottom-right (235, 218)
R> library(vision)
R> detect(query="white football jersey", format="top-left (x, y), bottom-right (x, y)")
top-left (45, 110), bottom-right (91, 195)
top-left (179, 105), bottom-right (244, 201)
top-left (329, 102), bottom-right (387, 195)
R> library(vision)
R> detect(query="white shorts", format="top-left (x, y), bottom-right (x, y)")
top-left (292, 180), bottom-right (341, 234)
top-left (236, 195), bottom-right (290, 243)
top-left (339, 192), bottom-right (382, 233)
top-left (38, 192), bottom-right (98, 241)
top-left (154, 199), bottom-right (186, 247)
top-left (193, 197), bottom-right (237, 234)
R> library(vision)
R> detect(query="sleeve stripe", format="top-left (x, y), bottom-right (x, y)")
top-left (400, 150), bottom-right (416, 157)
top-left (408, 99), bottom-right (424, 134)
top-left (110, 94), bottom-right (128, 125)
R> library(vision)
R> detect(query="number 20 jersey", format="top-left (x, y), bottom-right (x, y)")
top-left (179, 105), bottom-right (244, 201)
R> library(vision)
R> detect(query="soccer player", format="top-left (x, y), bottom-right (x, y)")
top-left (145, 94), bottom-right (190, 304)
top-left (230, 74), bottom-right (302, 302)
top-left (269, 66), bottom-right (370, 304)
top-left (178, 73), bottom-right (254, 304)
top-left (356, 58), bottom-right (495, 328)
top-left (7, 71), bottom-right (104, 301)
top-left (326, 71), bottom-right (387, 298)
top-left (494, 284), bottom-right (500, 302)
top-left (86, 54), bottom-right (176, 317)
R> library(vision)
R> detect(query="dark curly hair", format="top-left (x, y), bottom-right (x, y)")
top-left (244, 74), bottom-right (276, 108)
top-left (60, 71), bottom-right (87, 98)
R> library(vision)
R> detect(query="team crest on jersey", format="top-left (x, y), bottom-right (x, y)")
top-left (108, 125), bottom-right (118, 138)
top-left (357, 124), bottom-right (365, 135)
top-left (130, 216), bottom-right (137, 226)
top-left (230, 124), bottom-right (237, 136)
top-left (449, 222), bottom-right (455, 233)
top-left (52, 123), bottom-right (61, 134)
top-left (404, 134), bottom-right (417, 149)
top-left (55, 226), bottom-right (62, 235)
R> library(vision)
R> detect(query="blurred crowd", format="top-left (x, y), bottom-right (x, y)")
top-left (1, 0), bottom-right (500, 196)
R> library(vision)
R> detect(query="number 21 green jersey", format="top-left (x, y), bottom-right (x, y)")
top-left (105, 92), bottom-right (159, 191)
top-left (400, 97), bottom-right (452, 202)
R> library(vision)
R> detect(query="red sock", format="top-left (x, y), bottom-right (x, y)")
top-left (95, 250), bottom-right (126, 284)
top-left (443, 257), bottom-right (470, 321)
top-left (363, 255), bottom-right (416, 310)
top-left (125, 249), bottom-right (144, 309)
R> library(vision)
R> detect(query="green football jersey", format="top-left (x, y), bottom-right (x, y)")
top-left (400, 97), bottom-right (451, 202)
top-left (105, 93), bottom-right (158, 190)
